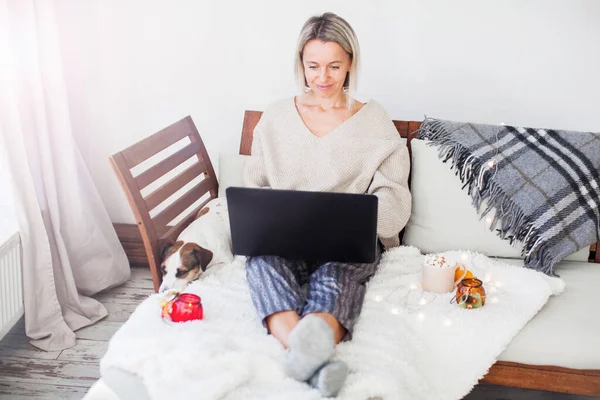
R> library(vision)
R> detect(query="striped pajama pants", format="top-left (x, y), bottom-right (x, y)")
top-left (245, 245), bottom-right (381, 340)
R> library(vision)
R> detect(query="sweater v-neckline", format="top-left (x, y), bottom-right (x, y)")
top-left (292, 96), bottom-right (370, 140)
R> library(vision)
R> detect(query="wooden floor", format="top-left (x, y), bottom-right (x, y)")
top-left (0, 267), bottom-right (153, 400)
top-left (0, 267), bottom-right (596, 400)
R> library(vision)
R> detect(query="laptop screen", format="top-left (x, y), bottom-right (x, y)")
top-left (226, 187), bottom-right (378, 263)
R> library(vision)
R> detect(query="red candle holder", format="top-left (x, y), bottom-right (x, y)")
top-left (162, 293), bottom-right (203, 322)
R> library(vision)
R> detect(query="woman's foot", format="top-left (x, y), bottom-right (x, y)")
top-left (284, 315), bottom-right (334, 381)
top-left (309, 360), bottom-right (349, 397)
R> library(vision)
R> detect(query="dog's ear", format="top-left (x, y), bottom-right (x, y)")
top-left (160, 240), bottom-right (183, 261)
top-left (192, 246), bottom-right (214, 272)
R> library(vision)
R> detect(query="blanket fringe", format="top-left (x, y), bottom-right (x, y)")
top-left (418, 119), bottom-right (557, 275)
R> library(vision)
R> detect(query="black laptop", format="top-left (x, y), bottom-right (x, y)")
top-left (226, 187), bottom-right (378, 263)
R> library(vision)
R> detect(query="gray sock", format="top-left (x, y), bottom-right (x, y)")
top-left (284, 315), bottom-right (334, 381)
top-left (309, 360), bottom-right (349, 398)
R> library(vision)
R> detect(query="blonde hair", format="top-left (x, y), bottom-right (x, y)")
top-left (295, 12), bottom-right (360, 110)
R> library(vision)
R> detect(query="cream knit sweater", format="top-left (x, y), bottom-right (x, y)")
top-left (243, 97), bottom-right (411, 248)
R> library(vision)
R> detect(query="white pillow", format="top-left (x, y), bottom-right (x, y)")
top-left (403, 139), bottom-right (590, 262)
top-left (218, 154), bottom-right (250, 198)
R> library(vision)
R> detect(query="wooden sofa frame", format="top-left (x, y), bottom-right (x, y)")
top-left (110, 113), bottom-right (600, 397)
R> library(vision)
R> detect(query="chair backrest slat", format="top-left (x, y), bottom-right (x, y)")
top-left (392, 120), bottom-right (409, 136)
top-left (239, 110), bottom-right (262, 156)
top-left (144, 160), bottom-right (207, 211)
top-left (120, 117), bottom-right (196, 168)
top-left (135, 140), bottom-right (202, 190)
top-left (152, 177), bottom-right (216, 229)
top-left (159, 196), bottom-right (214, 246)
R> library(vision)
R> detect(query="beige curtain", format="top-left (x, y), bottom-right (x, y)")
top-left (0, 0), bottom-right (130, 351)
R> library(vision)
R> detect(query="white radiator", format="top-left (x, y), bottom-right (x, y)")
top-left (0, 232), bottom-right (23, 341)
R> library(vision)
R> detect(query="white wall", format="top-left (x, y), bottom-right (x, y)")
top-left (54, 0), bottom-right (600, 223)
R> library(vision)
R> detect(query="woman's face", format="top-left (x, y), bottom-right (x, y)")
top-left (302, 39), bottom-right (351, 98)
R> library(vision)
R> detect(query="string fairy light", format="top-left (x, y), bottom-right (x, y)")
top-left (377, 278), bottom-right (436, 315)
top-left (484, 273), bottom-right (493, 284)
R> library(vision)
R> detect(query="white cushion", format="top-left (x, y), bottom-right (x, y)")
top-left (497, 258), bottom-right (600, 369)
top-left (403, 139), bottom-right (590, 262)
top-left (218, 154), bottom-right (249, 198)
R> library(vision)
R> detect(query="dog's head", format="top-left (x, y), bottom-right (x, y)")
top-left (158, 240), bottom-right (213, 293)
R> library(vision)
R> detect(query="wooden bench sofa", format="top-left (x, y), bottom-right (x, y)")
top-left (110, 112), bottom-right (600, 397)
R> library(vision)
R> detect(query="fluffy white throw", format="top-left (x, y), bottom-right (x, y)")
top-left (100, 247), bottom-right (563, 400)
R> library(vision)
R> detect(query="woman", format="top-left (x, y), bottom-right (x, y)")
top-left (243, 12), bottom-right (411, 397)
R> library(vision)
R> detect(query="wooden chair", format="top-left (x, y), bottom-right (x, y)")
top-left (110, 111), bottom-right (600, 396)
top-left (110, 116), bottom-right (218, 292)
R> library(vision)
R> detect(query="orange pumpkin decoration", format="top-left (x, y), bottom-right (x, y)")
top-left (454, 264), bottom-right (474, 283)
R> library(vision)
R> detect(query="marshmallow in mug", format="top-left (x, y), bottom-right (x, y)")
top-left (423, 254), bottom-right (452, 269)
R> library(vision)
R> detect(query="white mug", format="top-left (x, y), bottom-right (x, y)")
top-left (421, 263), bottom-right (464, 294)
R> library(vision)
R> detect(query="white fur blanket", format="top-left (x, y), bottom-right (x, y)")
top-left (100, 247), bottom-right (563, 400)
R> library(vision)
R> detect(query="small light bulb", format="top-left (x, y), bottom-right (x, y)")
top-left (390, 307), bottom-right (400, 315)
top-left (487, 160), bottom-right (495, 168)
top-left (486, 217), bottom-right (493, 225)
top-left (417, 312), bottom-right (425, 321)
top-left (374, 295), bottom-right (383, 302)
top-left (490, 297), bottom-right (499, 304)
top-left (419, 298), bottom-right (427, 305)
top-left (461, 253), bottom-right (469, 261)
top-left (409, 283), bottom-right (418, 290)
top-left (443, 318), bottom-right (452, 327)
top-left (495, 281), bottom-right (503, 288)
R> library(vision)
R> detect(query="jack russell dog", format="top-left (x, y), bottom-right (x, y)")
top-left (159, 199), bottom-right (234, 293)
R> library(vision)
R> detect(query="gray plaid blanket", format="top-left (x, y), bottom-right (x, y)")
top-left (417, 119), bottom-right (600, 275)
